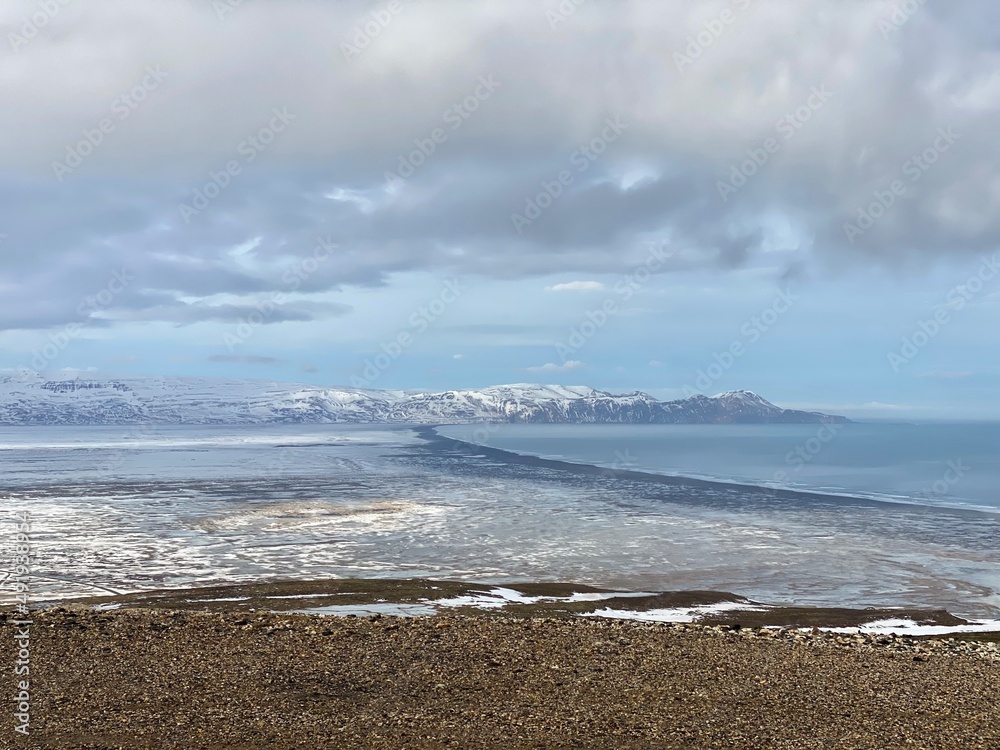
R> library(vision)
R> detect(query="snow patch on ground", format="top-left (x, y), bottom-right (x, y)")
top-left (819, 618), bottom-right (1000, 636)
top-left (581, 601), bottom-right (767, 623)
top-left (433, 587), bottom-right (657, 609)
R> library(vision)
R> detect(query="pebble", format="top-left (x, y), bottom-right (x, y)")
top-left (2, 608), bottom-right (998, 749)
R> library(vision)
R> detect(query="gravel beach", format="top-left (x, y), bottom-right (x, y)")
top-left (2, 608), bottom-right (998, 749)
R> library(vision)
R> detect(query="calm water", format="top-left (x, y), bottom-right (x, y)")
top-left (1, 423), bottom-right (998, 617)
top-left (437, 422), bottom-right (1000, 511)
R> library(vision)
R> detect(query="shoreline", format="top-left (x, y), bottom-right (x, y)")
top-left (418, 425), bottom-right (1000, 519)
top-left (7, 425), bottom-right (1000, 627)
top-left (34, 577), bottom-right (1000, 639)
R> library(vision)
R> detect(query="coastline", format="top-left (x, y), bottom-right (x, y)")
top-left (60, 577), bottom-right (1000, 637)
top-left (8, 415), bottom-right (999, 747)
top-left (5, 422), bottom-right (998, 620)
top-left (418, 425), bottom-right (1000, 519)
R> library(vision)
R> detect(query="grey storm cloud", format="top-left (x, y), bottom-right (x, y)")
top-left (110, 300), bottom-right (353, 327)
top-left (1, 0), bottom-right (999, 332)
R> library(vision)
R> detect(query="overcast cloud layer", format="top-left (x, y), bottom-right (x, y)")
top-left (1, 0), bottom-right (998, 417)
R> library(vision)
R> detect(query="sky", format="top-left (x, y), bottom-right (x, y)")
top-left (1, 0), bottom-right (999, 419)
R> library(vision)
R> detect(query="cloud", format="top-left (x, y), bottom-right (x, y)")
top-left (648, 359), bottom-right (664, 367)
top-left (525, 360), bottom-right (583, 373)
top-left (545, 281), bottom-right (606, 292)
top-left (1, 0), bottom-right (999, 342)
top-left (452, 354), bottom-right (464, 359)
top-left (208, 355), bottom-right (285, 365)
top-left (108, 300), bottom-right (353, 328)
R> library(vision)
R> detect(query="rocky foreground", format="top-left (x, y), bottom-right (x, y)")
top-left (1, 608), bottom-right (998, 749)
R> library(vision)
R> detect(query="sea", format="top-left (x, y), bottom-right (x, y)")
top-left (1, 422), bottom-right (998, 617)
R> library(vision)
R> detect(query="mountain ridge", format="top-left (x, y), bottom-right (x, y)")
top-left (0, 373), bottom-right (850, 425)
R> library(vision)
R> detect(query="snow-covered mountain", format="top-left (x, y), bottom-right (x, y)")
top-left (0, 374), bottom-right (848, 425)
